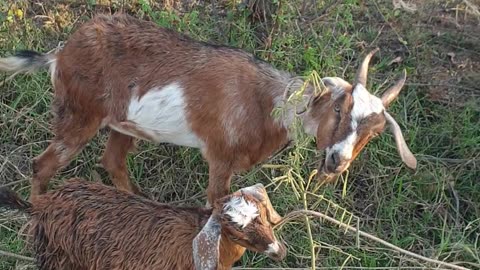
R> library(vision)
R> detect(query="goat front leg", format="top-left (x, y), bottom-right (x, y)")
top-left (101, 130), bottom-right (147, 197)
top-left (206, 162), bottom-right (233, 207)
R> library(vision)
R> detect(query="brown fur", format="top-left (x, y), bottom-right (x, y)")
top-left (20, 14), bottom-right (316, 202)
top-left (33, 14), bottom-right (297, 202)
top-left (0, 179), bottom-right (285, 270)
top-left (0, 14), bottom-right (414, 202)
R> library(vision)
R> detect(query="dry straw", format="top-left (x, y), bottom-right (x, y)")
top-left (266, 71), bottom-right (472, 270)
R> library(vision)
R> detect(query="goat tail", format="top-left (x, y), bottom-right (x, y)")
top-left (0, 187), bottom-right (32, 214)
top-left (0, 50), bottom-right (56, 83)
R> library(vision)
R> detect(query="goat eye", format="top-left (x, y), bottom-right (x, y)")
top-left (334, 104), bottom-right (340, 113)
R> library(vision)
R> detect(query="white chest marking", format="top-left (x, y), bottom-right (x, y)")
top-left (123, 83), bottom-right (202, 148)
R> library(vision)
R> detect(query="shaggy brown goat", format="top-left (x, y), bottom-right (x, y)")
top-left (0, 179), bottom-right (286, 270)
top-left (0, 14), bottom-right (416, 202)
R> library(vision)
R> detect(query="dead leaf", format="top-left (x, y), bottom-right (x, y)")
top-left (388, 56), bottom-right (403, 66)
top-left (392, 0), bottom-right (417, 13)
top-left (447, 52), bottom-right (457, 64)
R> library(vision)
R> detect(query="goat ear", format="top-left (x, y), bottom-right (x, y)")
top-left (384, 112), bottom-right (417, 170)
top-left (193, 214), bottom-right (222, 270)
top-left (240, 184), bottom-right (282, 225)
top-left (306, 78), bottom-right (351, 114)
top-left (321, 77), bottom-right (352, 96)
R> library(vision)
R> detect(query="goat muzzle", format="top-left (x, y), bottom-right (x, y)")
top-left (265, 241), bottom-right (287, 262)
top-left (316, 164), bottom-right (338, 184)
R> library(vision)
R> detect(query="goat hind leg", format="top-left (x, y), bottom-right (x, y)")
top-left (30, 118), bottom-right (102, 201)
top-left (31, 140), bottom-right (89, 200)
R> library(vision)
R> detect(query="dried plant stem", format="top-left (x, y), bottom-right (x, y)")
top-left (303, 192), bottom-right (316, 270)
top-left (302, 171), bottom-right (317, 270)
top-left (0, 249), bottom-right (34, 262)
top-left (235, 267), bottom-right (453, 270)
top-left (278, 210), bottom-right (470, 270)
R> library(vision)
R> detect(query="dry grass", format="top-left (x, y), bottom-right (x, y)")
top-left (0, 0), bottom-right (479, 269)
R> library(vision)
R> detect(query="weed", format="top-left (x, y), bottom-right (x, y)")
top-left (0, 0), bottom-right (479, 269)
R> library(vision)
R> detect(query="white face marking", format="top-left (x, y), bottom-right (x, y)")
top-left (327, 84), bottom-right (384, 161)
top-left (223, 197), bottom-right (259, 228)
top-left (328, 132), bottom-right (357, 161)
top-left (266, 241), bottom-right (280, 255)
top-left (351, 84), bottom-right (384, 120)
top-left (123, 83), bottom-right (203, 148)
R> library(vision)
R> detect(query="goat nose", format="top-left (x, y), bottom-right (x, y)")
top-left (266, 241), bottom-right (287, 261)
top-left (325, 152), bottom-right (342, 174)
top-left (277, 242), bottom-right (287, 260)
top-left (331, 152), bottom-right (340, 167)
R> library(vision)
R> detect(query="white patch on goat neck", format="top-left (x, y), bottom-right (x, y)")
top-left (224, 197), bottom-right (259, 228)
top-left (266, 241), bottom-right (280, 255)
top-left (125, 83), bottom-right (203, 148)
top-left (327, 84), bottom-right (384, 160)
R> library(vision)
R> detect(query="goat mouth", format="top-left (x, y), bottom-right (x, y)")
top-left (268, 253), bottom-right (286, 262)
top-left (317, 164), bottom-right (337, 183)
top-left (265, 249), bottom-right (287, 261)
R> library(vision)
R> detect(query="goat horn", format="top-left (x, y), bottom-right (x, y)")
top-left (241, 184), bottom-right (282, 225)
top-left (381, 69), bottom-right (407, 108)
top-left (355, 48), bottom-right (379, 87)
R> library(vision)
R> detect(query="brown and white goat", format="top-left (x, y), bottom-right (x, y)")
top-left (0, 14), bottom-right (416, 202)
top-left (0, 179), bottom-right (286, 270)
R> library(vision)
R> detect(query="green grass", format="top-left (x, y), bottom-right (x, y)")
top-left (1, 0), bottom-right (479, 269)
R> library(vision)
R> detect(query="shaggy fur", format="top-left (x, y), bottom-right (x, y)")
top-left (0, 179), bottom-right (286, 270)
